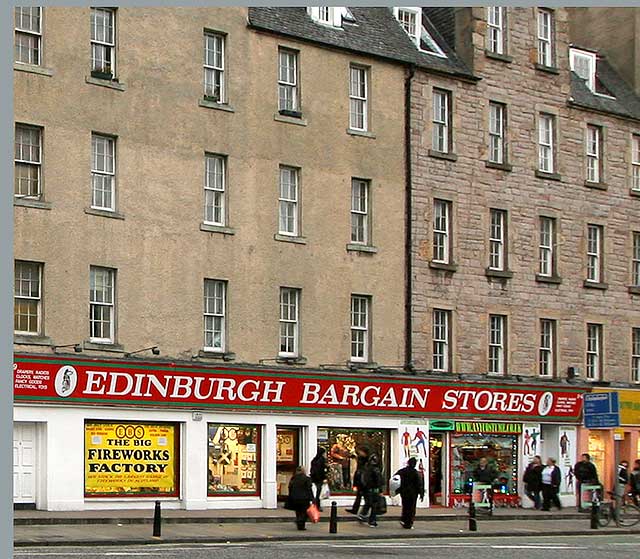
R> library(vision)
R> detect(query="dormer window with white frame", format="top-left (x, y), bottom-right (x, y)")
top-left (393, 7), bottom-right (446, 57)
top-left (570, 48), bottom-right (596, 92)
top-left (307, 7), bottom-right (354, 28)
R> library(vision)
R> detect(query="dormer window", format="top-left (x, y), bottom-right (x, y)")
top-left (307, 7), bottom-right (354, 28)
top-left (570, 48), bottom-right (596, 92)
top-left (393, 7), bottom-right (446, 57)
top-left (318, 7), bottom-right (331, 23)
top-left (396, 7), bottom-right (419, 43)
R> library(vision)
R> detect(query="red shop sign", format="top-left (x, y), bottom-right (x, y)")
top-left (14, 355), bottom-right (584, 421)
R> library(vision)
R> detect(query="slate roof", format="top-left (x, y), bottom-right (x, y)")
top-left (422, 7), bottom-right (456, 52)
top-left (247, 7), bottom-right (475, 80)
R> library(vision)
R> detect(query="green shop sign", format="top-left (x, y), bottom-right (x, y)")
top-left (454, 421), bottom-right (522, 434)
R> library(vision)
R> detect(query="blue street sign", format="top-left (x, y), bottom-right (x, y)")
top-left (583, 392), bottom-right (620, 428)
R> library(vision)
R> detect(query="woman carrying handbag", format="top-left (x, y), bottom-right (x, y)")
top-left (285, 466), bottom-right (315, 531)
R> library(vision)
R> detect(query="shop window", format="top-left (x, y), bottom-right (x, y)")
top-left (317, 427), bottom-right (390, 494)
top-left (207, 424), bottom-right (259, 495)
top-left (587, 431), bottom-right (606, 480)
top-left (451, 431), bottom-right (519, 496)
top-left (84, 421), bottom-right (179, 498)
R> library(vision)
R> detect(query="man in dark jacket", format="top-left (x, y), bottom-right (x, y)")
top-left (523, 455), bottom-right (543, 509)
top-left (286, 466), bottom-right (314, 531)
top-left (472, 457), bottom-right (497, 509)
top-left (309, 448), bottom-right (327, 511)
top-left (541, 457), bottom-right (562, 511)
top-left (358, 453), bottom-right (383, 527)
top-left (346, 445), bottom-right (369, 514)
top-left (630, 459), bottom-right (640, 506)
top-left (574, 453), bottom-right (598, 508)
top-left (395, 457), bottom-right (424, 529)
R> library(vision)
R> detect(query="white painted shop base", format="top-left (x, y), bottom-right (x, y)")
top-left (14, 404), bottom-right (420, 512)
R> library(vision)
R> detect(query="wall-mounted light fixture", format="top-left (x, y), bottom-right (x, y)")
top-left (52, 343), bottom-right (82, 353)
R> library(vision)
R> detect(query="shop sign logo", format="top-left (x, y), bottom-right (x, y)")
top-left (54, 365), bottom-right (78, 397)
top-left (537, 391), bottom-right (554, 417)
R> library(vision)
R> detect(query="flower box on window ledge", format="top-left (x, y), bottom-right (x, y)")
top-left (91, 70), bottom-right (114, 81)
top-left (279, 109), bottom-right (302, 119)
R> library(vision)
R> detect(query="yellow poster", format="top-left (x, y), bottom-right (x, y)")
top-left (594, 389), bottom-right (640, 426)
top-left (85, 422), bottom-right (178, 497)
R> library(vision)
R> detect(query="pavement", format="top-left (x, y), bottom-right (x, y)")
top-left (13, 505), bottom-right (640, 547)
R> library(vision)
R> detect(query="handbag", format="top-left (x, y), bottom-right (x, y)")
top-left (376, 494), bottom-right (388, 515)
top-left (307, 503), bottom-right (320, 523)
top-left (389, 474), bottom-right (401, 495)
top-left (319, 482), bottom-right (331, 500)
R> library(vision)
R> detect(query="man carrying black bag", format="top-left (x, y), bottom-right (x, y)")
top-left (358, 453), bottom-right (383, 527)
top-left (395, 457), bottom-right (424, 529)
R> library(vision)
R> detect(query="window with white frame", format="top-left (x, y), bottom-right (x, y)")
top-left (633, 328), bottom-right (640, 383)
top-left (633, 232), bottom-right (640, 287)
top-left (278, 48), bottom-right (299, 113)
top-left (432, 309), bottom-right (451, 372)
top-left (433, 199), bottom-right (452, 264)
top-left (396, 7), bottom-right (419, 43)
top-left (538, 113), bottom-right (555, 173)
top-left (89, 266), bottom-right (115, 343)
top-left (91, 134), bottom-right (116, 211)
top-left (570, 48), bottom-right (596, 92)
top-left (318, 7), bottom-right (331, 23)
top-left (586, 224), bottom-right (603, 283)
top-left (351, 178), bottom-right (369, 245)
top-left (91, 7), bottom-right (115, 77)
top-left (204, 32), bottom-right (225, 103)
top-left (586, 125), bottom-right (602, 183)
top-left (15, 7), bottom-right (41, 65)
top-left (204, 154), bottom-right (226, 226)
top-left (14, 261), bottom-right (42, 335)
top-left (537, 9), bottom-right (554, 67)
top-left (539, 216), bottom-right (555, 277)
top-left (350, 295), bottom-right (370, 362)
top-left (204, 279), bottom-right (226, 351)
top-left (586, 323), bottom-right (602, 381)
top-left (278, 166), bottom-right (299, 236)
top-left (279, 288), bottom-right (299, 357)
top-left (486, 7), bottom-right (505, 55)
top-left (432, 89), bottom-right (451, 153)
top-left (349, 65), bottom-right (368, 131)
top-left (14, 124), bottom-right (42, 198)
top-left (489, 102), bottom-right (506, 164)
top-left (632, 135), bottom-right (640, 192)
top-left (539, 319), bottom-right (556, 377)
top-left (488, 314), bottom-right (506, 374)
top-left (489, 209), bottom-right (506, 271)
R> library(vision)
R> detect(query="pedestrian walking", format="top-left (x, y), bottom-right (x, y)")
top-left (285, 466), bottom-right (314, 531)
top-left (541, 458), bottom-right (562, 511)
top-left (309, 447), bottom-right (327, 511)
top-left (574, 453), bottom-right (598, 509)
top-left (395, 457), bottom-right (424, 529)
top-left (616, 460), bottom-right (630, 499)
top-left (523, 455), bottom-right (543, 509)
top-left (346, 445), bottom-right (369, 515)
top-left (630, 459), bottom-right (640, 506)
top-left (358, 453), bottom-right (383, 527)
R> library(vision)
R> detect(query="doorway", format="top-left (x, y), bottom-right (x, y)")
top-left (276, 427), bottom-right (300, 500)
top-left (14, 422), bottom-right (36, 507)
top-left (429, 433), bottom-right (444, 505)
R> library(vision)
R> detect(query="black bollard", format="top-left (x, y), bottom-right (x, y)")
top-left (153, 500), bottom-right (162, 537)
top-left (329, 501), bottom-right (338, 533)
top-left (468, 501), bottom-right (477, 532)
top-left (590, 500), bottom-right (599, 530)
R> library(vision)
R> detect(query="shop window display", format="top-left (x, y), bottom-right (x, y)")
top-left (588, 431), bottom-right (606, 480)
top-left (451, 434), bottom-right (518, 495)
top-left (317, 427), bottom-right (390, 494)
top-left (207, 424), bottom-right (259, 495)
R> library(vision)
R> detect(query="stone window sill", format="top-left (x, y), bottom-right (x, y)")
top-left (199, 99), bottom-right (235, 113)
top-left (629, 286), bottom-right (640, 295)
top-left (585, 181), bottom-right (607, 191)
top-left (198, 350), bottom-right (236, 361)
top-left (346, 128), bottom-right (376, 139)
top-left (485, 268), bottom-right (514, 279)
top-left (535, 170), bottom-right (562, 182)
top-left (200, 223), bottom-right (235, 235)
top-left (583, 280), bottom-right (608, 290)
top-left (485, 161), bottom-right (513, 172)
top-left (349, 361), bottom-right (379, 370)
top-left (630, 189), bottom-right (640, 198)
top-left (428, 150), bottom-right (458, 162)
top-left (536, 274), bottom-right (562, 285)
top-left (274, 233), bottom-right (307, 245)
top-left (14, 63), bottom-right (53, 77)
top-left (347, 243), bottom-right (377, 254)
top-left (85, 207), bottom-right (125, 220)
top-left (14, 334), bottom-right (52, 346)
top-left (85, 75), bottom-right (126, 91)
top-left (83, 341), bottom-right (125, 353)
top-left (276, 356), bottom-right (307, 365)
top-left (14, 197), bottom-right (52, 210)
top-left (534, 63), bottom-right (560, 75)
top-left (274, 113), bottom-right (307, 126)
top-left (429, 261), bottom-right (458, 272)
top-left (484, 51), bottom-right (513, 63)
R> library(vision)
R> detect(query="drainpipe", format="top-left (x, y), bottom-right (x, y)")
top-left (404, 64), bottom-right (416, 373)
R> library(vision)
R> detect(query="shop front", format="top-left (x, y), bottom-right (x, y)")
top-left (14, 354), bottom-right (585, 511)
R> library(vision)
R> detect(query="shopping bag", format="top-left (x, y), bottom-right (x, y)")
top-left (307, 503), bottom-right (320, 523)
top-left (376, 494), bottom-right (388, 515)
top-left (389, 474), bottom-right (401, 495)
top-left (319, 482), bottom-right (331, 500)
